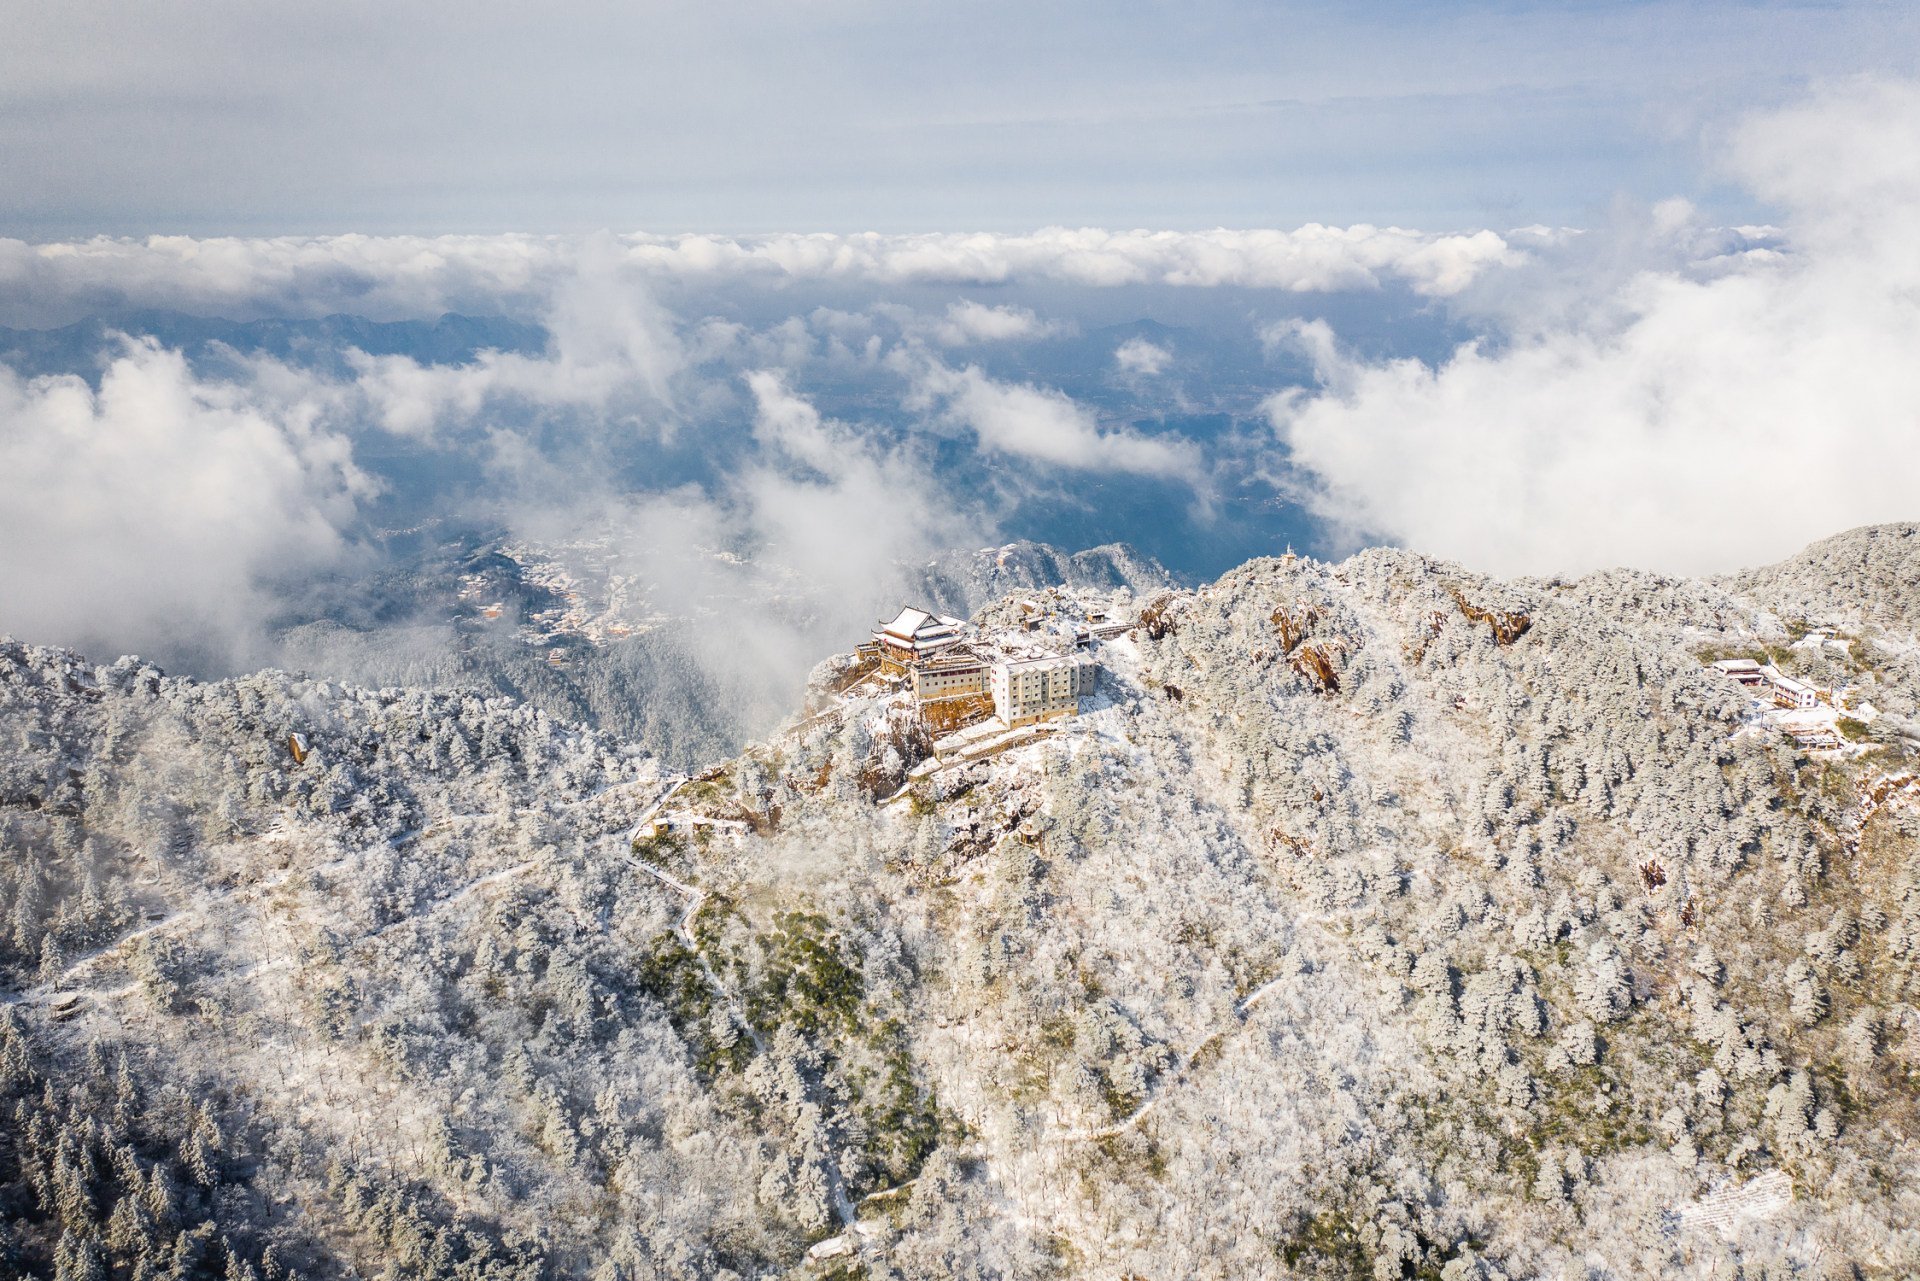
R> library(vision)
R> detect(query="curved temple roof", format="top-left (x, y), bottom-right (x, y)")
top-left (875, 605), bottom-right (969, 656)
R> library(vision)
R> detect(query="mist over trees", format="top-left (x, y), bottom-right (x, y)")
top-left (266, 537), bottom-right (1175, 773)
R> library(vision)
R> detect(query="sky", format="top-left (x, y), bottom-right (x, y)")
top-left (2, 1), bottom-right (1917, 235)
top-left (2, 3), bottom-right (1920, 685)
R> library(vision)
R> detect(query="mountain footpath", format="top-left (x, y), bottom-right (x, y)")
top-left (3, 526), bottom-right (1920, 1279)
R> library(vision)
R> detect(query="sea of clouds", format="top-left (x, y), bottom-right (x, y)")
top-left (0, 78), bottom-right (1915, 686)
top-left (1267, 78), bottom-right (1920, 578)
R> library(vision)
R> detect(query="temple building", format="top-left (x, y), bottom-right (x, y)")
top-left (872, 607), bottom-right (970, 669)
top-left (873, 606), bottom-right (992, 730)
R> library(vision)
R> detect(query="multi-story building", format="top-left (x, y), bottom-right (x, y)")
top-left (991, 653), bottom-right (1097, 727)
top-left (1763, 664), bottom-right (1820, 710)
top-left (909, 651), bottom-right (990, 702)
top-left (872, 606), bottom-right (992, 730)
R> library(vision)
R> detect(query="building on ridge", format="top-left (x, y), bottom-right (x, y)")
top-left (864, 603), bottom-right (1104, 733)
top-left (992, 653), bottom-right (1097, 728)
top-left (872, 606), bottom-right (969, 671)
top-left (871, 606), bottom-right (993, 730)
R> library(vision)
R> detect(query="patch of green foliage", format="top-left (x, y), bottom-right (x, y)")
top-left (1278, 1209), bottom-right (1479, 1281)
top-left (1528, 1064), bottom-right (1652, 1157)
top-left (1279, 1210), bottom-right (1371, 1279)
top-left (631, 828), bottom-right (685, 868)
top-left (636, 932), bottom-right (709, 1028)
top-left (1090, 1129), bottom-right (1167, 1181)
top-left (748, 911), bottom-right (865, 1037)
top-left (852, 1024), bottom-right (950, 1183)
top-left (1837, 717), bottom-right (1872, 743)
top-left (633, 931), bottom-right (752, 1077)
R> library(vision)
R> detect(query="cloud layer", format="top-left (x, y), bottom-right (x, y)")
top-left (0, 339), bottom-right (372, 665)
top-left (7, 77), bottom-right (1919, 691)
top-left (0, 223), bottom-right (1518, 327)
top-left (1267, 78), bottom-right (1920, 579)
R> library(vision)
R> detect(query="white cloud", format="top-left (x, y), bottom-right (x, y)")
top-left (0, 338), bottom-right (375, 664)
top-left (905, 358), bottom-right (1204, 485)
top-left (624, 226), bottom-right (1519, 296)
top-left (544, 374), bottom-right (981, 714)
top-left (0, 223), bottom-right (1523, 327)
top-left (1265, 78), bottom-right (1920, 579)
top-left (1114, 336), bottom-right (1171, 376)
top-left (741, 371), bottom-right (973, 597)
top-left (343, 255), bottom-right (685, 440)
top-left (0, 232), bottom-right (565, 327)
top-left (932, 300), bottom-right (1055, 345)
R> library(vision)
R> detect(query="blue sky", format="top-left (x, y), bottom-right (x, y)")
top-left (3, 0), bottom-right (1916, 235)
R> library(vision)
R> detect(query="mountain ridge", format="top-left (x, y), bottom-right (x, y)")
top-left (1, 524), bottom-right (1917, 1280)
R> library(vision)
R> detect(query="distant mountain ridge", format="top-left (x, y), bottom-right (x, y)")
top-left (906, 539), bottom-right (1181, 619)
top-left (256, 534), bottom-right (1178, 771)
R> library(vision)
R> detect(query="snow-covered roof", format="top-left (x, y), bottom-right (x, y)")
top-left (1766, 669), bottom-right (1816, 696)
top-left (875, 605), bottom-right (968, 654)
top-left (995, 653), bottom-right (1094, 675)
top-left (881, 607), bottom-right (935, 639)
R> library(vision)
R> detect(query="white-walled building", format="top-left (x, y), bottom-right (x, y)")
top-left (991, 653), bottom-right (1097, 727)
top-left (910, 652), bottom-right (988, 698)
top-left (1763, 665), bottom-right (1820, 710)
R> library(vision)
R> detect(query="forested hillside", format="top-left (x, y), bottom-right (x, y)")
top-left (3, 526), bottom-right (1919, 1279)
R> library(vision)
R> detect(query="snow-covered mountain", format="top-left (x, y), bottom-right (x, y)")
top-left (3, 525), bottom-right (1919, 1280)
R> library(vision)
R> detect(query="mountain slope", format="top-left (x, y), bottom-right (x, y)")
top-left (2, 531), bottom-right (1919, 1279)
top-left (1727, 522), bottom-right (1920, 634)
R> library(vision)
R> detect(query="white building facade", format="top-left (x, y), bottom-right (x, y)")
top-left (912, 653), bottom-right (990, 701)
top-left (991, 654), bottom-right (1097, 727)
top-left (1764, 665), bottom-right (1820, 710)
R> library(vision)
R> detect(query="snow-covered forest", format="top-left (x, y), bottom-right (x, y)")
top-left (5, 523), bottom-right (1920, 1280)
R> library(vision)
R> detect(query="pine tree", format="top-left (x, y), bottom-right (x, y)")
top-left (142, 1164), bottom-right (178, 1227)
top-left (54, 1230), bottom-right (105, 1281)
top-left (182, 1130), bottom-right (217, 1190)
top-left (39, 932), bottom-right (65, 990)
top-left (106, 1193), bottom-right (151, 1254)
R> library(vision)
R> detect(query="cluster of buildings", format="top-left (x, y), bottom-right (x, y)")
top-left (1710, 658), bottom-right (1820, 710)
top-left (1707, 653), bottom-right (1889, 751)
top-left (867, 606), bottom-right (1101, 731)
